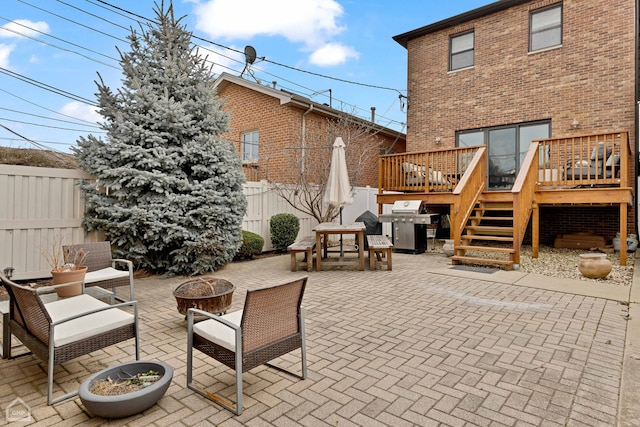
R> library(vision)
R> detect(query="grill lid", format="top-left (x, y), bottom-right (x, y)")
top-left (391, 200), bottom-right (422, 214)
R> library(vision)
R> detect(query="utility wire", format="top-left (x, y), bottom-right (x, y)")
top-left (0, 67), bottom-right (98, 105)
top-left (0, 107), bottom-right (102, 129)
top-left (17, 0), bottom-right (127, 42)
top-left (0, 17), bottom-right (120, 69)
top-left (0, 123), bottom-right (71, 156)
top-left (0, 117), bottom-right (103, 133)
top-left (0, 88), bottom-right (100, 126)
top-left (93, 0), bottom-right (405, 94)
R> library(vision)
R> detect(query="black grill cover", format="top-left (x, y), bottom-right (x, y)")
top-left (355, 210), bottom-right (382, 250)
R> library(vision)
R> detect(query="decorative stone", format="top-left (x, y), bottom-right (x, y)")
top-left (577, 253), bottom-right (612, 279)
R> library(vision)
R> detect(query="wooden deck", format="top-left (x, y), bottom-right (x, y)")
top-left (377, 131), bottom-right (634, 267)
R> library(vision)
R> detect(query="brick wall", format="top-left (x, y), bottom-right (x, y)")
top-left (404, 0), bottom-right (637, 235)
top-left (216, 82), bottom-right (404, 187)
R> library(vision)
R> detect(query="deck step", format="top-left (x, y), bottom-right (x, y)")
top-left (451, 256), bottom-right (515, 269)
top-left (475, 206), bottom-right (514, 212)
top-left (461, 235), bottom-right (514, 242)
top-left (465, 225), bottom-right (514, 234)
top-left (475, 216), bottom-right (513, 221)
top-left (457, 245), bottom-right (515, 253)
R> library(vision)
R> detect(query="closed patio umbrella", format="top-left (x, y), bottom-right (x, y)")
top-left (323, 137), bottom-right (353, 256)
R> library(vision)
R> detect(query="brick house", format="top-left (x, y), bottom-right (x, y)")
top-left (377, 0), bottom-right (637, 268)
top-left (213, 72), bottom-right (406, 187)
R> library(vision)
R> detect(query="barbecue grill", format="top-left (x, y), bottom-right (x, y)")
top-left (379, 200), bottom-right (437, 254)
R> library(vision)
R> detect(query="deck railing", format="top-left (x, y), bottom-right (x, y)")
top-left (511, 142), bottom-right (539, 265)
top-left (378, 146), bottom-right (481, 193)
top-left (536, 131), bottom-right (630, 188)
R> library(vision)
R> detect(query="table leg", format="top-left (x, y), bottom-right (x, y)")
top-left (316, 232), bottom-right (322, 271)
top-left (357, 231), bottom-right (365, 270)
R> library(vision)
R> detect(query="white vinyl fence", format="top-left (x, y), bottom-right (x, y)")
top-left (1, 165), bottom-right (385, 280)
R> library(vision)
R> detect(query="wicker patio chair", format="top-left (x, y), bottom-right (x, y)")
top-left (63, 241), bottom-right (134, 302)
top-left (186, 276), bottom-right (308, 415)
top-left (0, 272), bottom-right (140, 405)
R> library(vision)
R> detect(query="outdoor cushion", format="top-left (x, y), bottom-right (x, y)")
top-left (84, 267), bottom-right (129, 284)
top-left (44, 294), bottom-right (134, 347)
top-left (193, 310), bottom-right (244, 351)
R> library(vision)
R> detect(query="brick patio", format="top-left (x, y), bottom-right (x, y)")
top-left (1, 251), bottom-right (637, 426)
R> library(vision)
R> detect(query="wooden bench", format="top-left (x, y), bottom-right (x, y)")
top-left (367, 235), bottom-right (393, 270)
top-left (287, 236), bottom-right (316, 272)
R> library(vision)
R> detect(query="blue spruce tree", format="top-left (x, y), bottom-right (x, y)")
top-left (74, 1), bottom-right (246, 276)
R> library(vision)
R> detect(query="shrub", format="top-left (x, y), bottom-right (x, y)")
top-left (270, 213), bottom-right (300, 252)
top-left (234, 231), bottom-right (264, 261)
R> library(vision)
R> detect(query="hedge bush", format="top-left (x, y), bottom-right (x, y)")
top-left (270, 213), bottom-right (300, 252)
top-left (234, 230), bottom-right (264, 261)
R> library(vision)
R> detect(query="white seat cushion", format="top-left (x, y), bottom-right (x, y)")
top-left (44, 294), bottom-right (134, 347)
top-left (84, 267), bottom-right (129, 284)
top-left (193, 310), bottom-right (243, 351)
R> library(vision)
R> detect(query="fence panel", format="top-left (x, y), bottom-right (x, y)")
top-left (1, 166), bottom-right (382, 279)
top-left (0, 165), bottom-right (101, 280)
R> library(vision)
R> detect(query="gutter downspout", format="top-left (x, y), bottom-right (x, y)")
top-left (301, 104), bottom-right (314, 175)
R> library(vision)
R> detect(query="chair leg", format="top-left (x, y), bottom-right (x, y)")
top-left (186, 312), bottom-right (244, 415)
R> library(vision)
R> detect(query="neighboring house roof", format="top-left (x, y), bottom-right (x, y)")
top-left (393, 0), bottom-right (531, 48)
top-left (213, 72), bottom-right (406, 141)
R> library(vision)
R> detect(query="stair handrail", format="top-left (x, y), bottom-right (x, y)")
top-left (452, 147), bottom-right (487, 249)
top-left (511, 142), bottom-right (539, 265)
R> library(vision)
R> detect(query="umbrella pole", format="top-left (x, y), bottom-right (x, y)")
top-left (340, 207), bottom-right (344, 258)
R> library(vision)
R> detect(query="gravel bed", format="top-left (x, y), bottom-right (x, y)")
top-left (517, 246), bottom-right (634, 286)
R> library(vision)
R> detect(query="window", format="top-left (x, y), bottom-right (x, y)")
top-left (450, 31), bottom-right (474, 71)
top-left (457, 121), bottom-right (550, 190)
top-left (241, 131), bottom-right (259, 163)
top-left (529, 4), bottom-right (562, 52)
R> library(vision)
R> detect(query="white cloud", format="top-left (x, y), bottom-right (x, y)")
top-left (0, 19), bottom-right (50, 39)
top-left (194, 0), bottom-right (347, 50)
top-left (309, 43), bottom-right (358, 67)
top-left (0, 44), bottom-right (15, 68)
top-left (59, 102), bottom-right (101, 124)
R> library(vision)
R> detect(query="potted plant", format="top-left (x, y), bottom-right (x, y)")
top-left (42, 237), bottom-right (89, 297)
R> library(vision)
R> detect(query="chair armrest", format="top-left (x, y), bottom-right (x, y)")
top-left (36, 280), bottom-right (84, 294)
top-left (187, 308), bottom-right (240, 330)
top-left (112, 259), bottom-right (133, 271)
top-left (50, 300), bottom-right (138, 326)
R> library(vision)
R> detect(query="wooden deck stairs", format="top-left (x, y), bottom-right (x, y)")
top-left (451, 197), bottom-right (517, 270)
top-left (377, 131), bottom-right (633, 269)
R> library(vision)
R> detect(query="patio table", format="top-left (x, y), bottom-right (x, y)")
top-left (313, 222), bottom-right (366, 271)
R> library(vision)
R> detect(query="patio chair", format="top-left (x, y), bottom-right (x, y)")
top-left (0, 272), bottom-right (140, 405)
top-left (63, 241), bottom-right (135, 302)
top-left (186, 276), bottom-right (308, 415)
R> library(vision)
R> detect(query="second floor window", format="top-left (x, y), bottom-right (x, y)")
top-left (529, 4), bottom-right (562, 52)
top-left (450, 31), bottom-right (474, 71)
top-left (242, 131), bottom-right (259, 163)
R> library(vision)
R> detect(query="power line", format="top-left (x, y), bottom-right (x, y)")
top-left (93, 0), bottom-right (404, 94)
top-left (0, 117), bottom-right (104, 133)
top-left (17, 0), bottom-right (126, 43)
top-left (0, 88), bottom-right (100, 126)
top-left (0, 16), bottom-right (120, 69)
top-left (0, 107), bottom-right (102, 129)
top-left (0, 67), bottom-right (98, 105)
top-left (0, 123), bottom-right (71, 155)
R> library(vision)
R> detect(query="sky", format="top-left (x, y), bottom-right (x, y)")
top-left (0, 0), bottom-right (496, 153)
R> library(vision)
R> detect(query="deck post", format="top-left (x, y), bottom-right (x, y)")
top-left (620, 203), bottom-right (627, 266)
top-left (532, 203), bottom-right (539, 259)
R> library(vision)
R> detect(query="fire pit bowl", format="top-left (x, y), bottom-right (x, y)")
top-left (79, 360), bottom-right (173, 419)
top-left (173, 277), bottom-right (235, 316)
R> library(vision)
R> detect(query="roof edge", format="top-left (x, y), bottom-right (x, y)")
top-left (393, 0), bottom-right (532, 48)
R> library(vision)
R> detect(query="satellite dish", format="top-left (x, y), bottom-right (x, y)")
top-left (244, 45), bottom-right (257, 65)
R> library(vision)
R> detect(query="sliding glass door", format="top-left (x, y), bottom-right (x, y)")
top-left (457, 121), bottom-right (550, 190)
